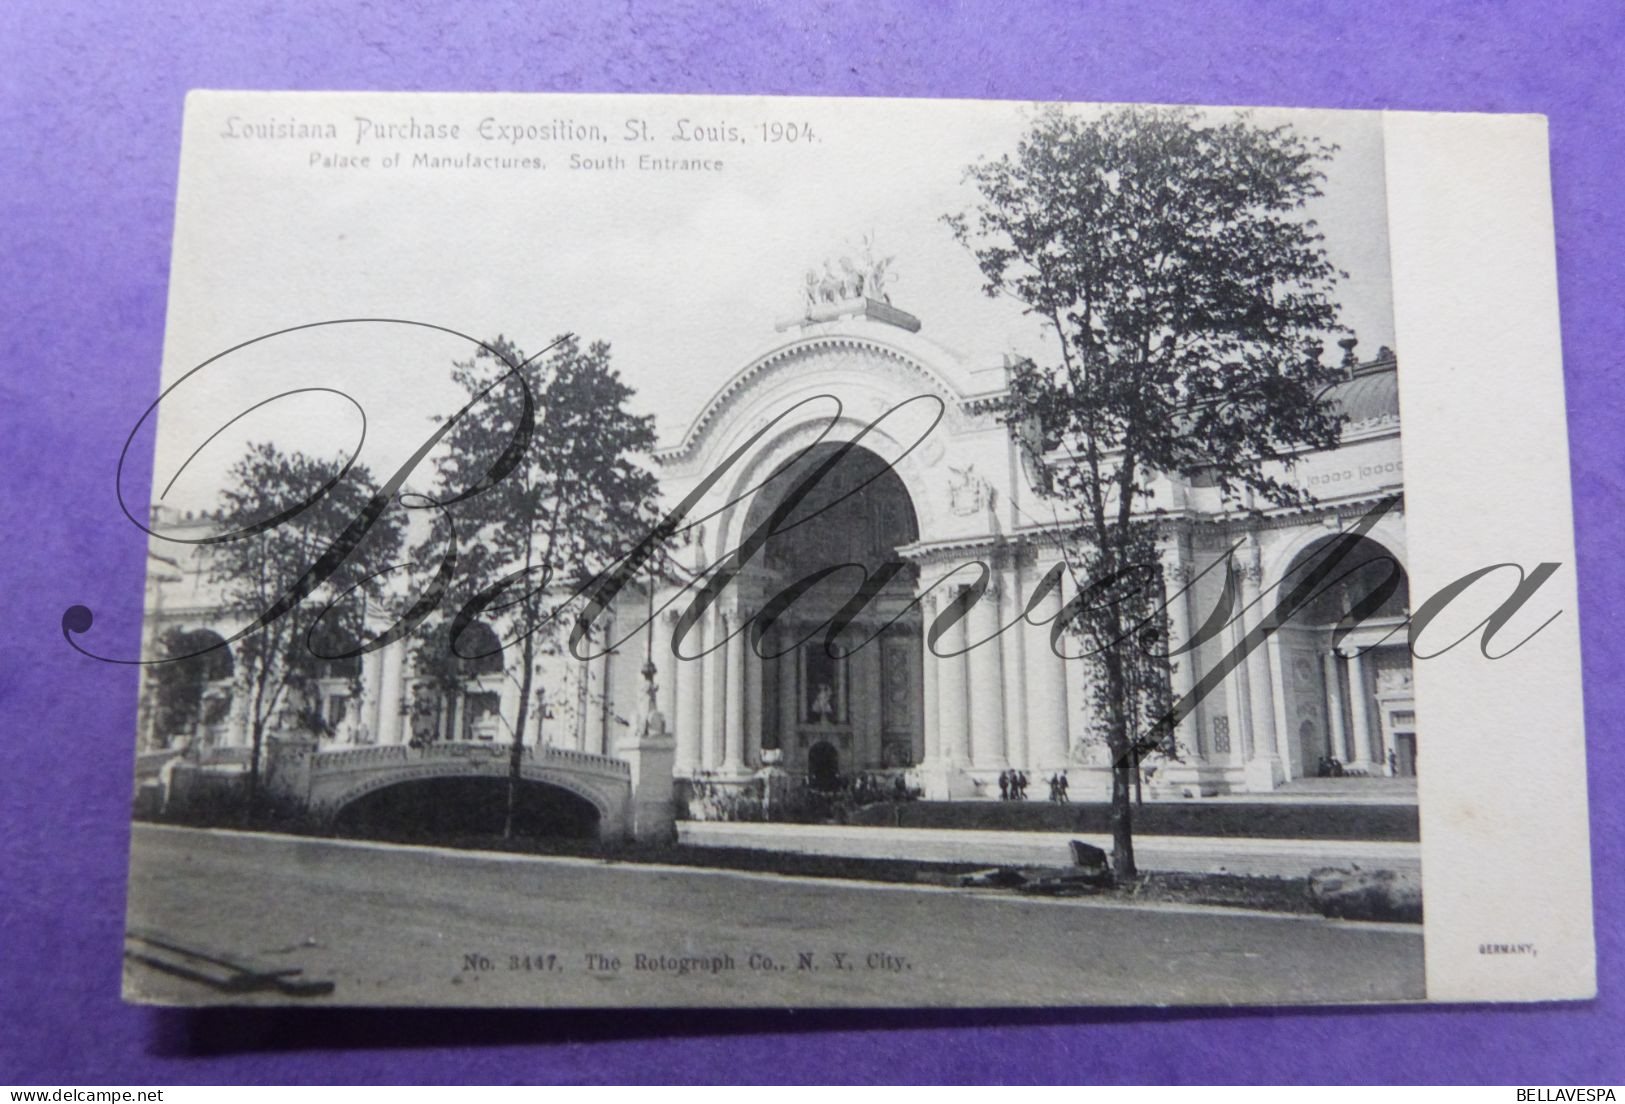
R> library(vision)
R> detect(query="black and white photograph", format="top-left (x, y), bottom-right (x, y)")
top-left (113, 92), bottom-right (1585, 1009)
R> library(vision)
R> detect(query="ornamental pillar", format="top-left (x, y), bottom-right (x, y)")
top-left (675, 611), bottom-right (705, 774)
top-left (376, 638), bottom-right (406, 745)
top-left (1343, 646), bottom-right (1377, 769)
top-left (1160, 535), bottom-right (1200, 758)
top-left (1024, 564), bottom-right (1069, 770)
top-left (700, 608), bottom-right (724, 769)
top-left (743, 616), bottom-right (764, 769)
top-left (656, 607), bottom-right (678, 730)
top-left (936, 590), bottom-right (970, 766)
top-left (723, 610), bottom-right (746, 773)
top-left (967, 577), bottom-right (1007, 769)
top-left (920, 592), bottom-right (941, 768)
top-left (1323, 651), bottom-right (1349, 763)
top-left (1241, 536), bottom-right (1283, 790)
top-left (1000, 563), bottom-right (1029, 770)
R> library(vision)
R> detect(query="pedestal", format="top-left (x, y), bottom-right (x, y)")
top-left (1244, 754), bottom-right (1285, 792)
top-left (617, 713), bottom-right (677, 844)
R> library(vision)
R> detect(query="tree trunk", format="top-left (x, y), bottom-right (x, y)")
top-left (506, 633), bottom-right (535, 840)
top-left (247, 721), bottom-right (263, 821)
top-left (1103, 645), bottom-right (1137, 880)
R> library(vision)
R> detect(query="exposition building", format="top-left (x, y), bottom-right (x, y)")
top-left (138, 290), bottom-right (1415, 807)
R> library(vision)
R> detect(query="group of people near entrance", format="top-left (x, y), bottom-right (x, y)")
top-left (997, 769), bottom-right (1029, 800)
top-left (999, 769), bottom-right (1072, 802)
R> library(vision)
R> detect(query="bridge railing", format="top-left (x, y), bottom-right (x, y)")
top-left (306, 741), bottom-right (629, 778)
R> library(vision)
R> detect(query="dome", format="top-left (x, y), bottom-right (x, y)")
top-left (1326, 348), bottom-right (1400, 427)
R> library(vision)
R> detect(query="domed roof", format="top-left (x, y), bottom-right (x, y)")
top-left (1326, 347), bottom-right (1399, 427)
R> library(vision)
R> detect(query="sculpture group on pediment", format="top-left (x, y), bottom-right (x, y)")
top-left (802, 233), bottom-right (896, 311)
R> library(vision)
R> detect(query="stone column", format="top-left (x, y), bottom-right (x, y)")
top-left (1160, 536), bottom-right (1200, 758)
top-left (1266, 634), bottom-right (1295, 778)
top-left (656, 608), bottom-right (678, 730)
top-left (743, 617), bottom-right (763, 769)
top-left (1241, 537), bottom-right (1283, 790)
top-left (376, 638), bottom-right (406, 745)
top-left (1323, 651), bottom-right (1349, 763)
top-left (361, 641), bottom-right (385, 743)
top-left (1024, 566), bottom-right (1069, 771)
top-left (586, 632), bottom-right (611, 756)
top-left (675, 612), bottom-right (705, 774)
top-left (778, 638), bottom-right (798, 758)
top-left (1343, 646), bottom-right (1377, 769)
top-left (1000, 563), bottom-right (1029, 770)
top-left (700, 609), bottom-right (723, 769)
top-left (967, 578), bottom-right (1007, 770)
top-left (723, 610), bottom-right (746, 774)
top-left (1225, 597), bottom-right (1251, 766)
top-left (936, 591), bottom-right (971, 766)
top-left (920, 593), bottom-right (941, 767)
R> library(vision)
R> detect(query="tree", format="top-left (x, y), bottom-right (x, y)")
top-left (412, 334), bottom-right (666, 838)
top-left (947, 105), bottom-right (1349, 878)
top-left (207, 443), bottom-right (405, 810)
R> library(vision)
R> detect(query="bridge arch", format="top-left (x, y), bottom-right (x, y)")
top-left (288, 745), bottom-right (632, 840)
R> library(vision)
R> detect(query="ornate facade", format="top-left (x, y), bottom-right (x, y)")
top-left (139, 295), bottom-right (1413, 801)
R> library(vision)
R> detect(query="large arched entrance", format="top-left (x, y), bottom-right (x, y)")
top-left (740, 442), bottom-right (925, 778)
top-left (1276, 534), bottom-right (1414, 779)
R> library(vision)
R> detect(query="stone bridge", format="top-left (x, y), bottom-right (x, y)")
top-left (264, 740), bottom-right (637, 840)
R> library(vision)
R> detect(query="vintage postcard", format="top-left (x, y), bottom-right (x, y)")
top-left (103, 91), bottom-right (1592, 1007)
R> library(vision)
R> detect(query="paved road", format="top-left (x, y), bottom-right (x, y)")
top-left (124, 824), bottom-right (1424, 1008)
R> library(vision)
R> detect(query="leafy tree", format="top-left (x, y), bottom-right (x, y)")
top-left (207, 443), bottom-right (405, 808)
top-left (947, 105), bottom-right (1348, 877)
top-left (412, 334), bottom-right (666, 838)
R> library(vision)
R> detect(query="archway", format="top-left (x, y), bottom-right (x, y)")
top-left (807, 740), bottom-right (840, 789)
top-left (741, 442), bottom-right (924, 778)
top-left (330, 776), bottom-right (601, 842)
top-left (1276, 534), bottom-right (1413, 778)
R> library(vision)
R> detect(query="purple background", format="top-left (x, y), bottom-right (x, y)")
top-left (1, 0), bottom-right (1619, 1085)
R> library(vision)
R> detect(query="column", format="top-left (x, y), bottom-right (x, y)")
top-left (361, 641), bottom-right (385, 742)
top-left (723, 610), bottom-right (745, 773)
top-left (743, 621), bottom-right (763, 769)
top-left (936, 591), bottom-right (970, 765)
top-left (1267, 634), bottom-right (1294, 777)
top-left (675, 611), bottom-right (705, 774)
top-left (778, 637), bottom-right (798, 757)
top-left (1160, 536), bottom-right (1200, 757)
top-left (597, 613), bottom-right (616, 754)
top-left (1001, 563), bottom-right (1029, 770)
top-left (1241, 537), bottom-right (1282, 788)
top-left (1024, 566), bottom-right (1069, 770)
top-left (656, 608), bottom-right (678, 728)
top-left (967, 579), bottom-right (1007, 769)
top-left (585, 646), bottom-right (609, 755)
top-left (863, 637), bottom-right (884, 768)
top-left (920, 594), bottom-right (941, 767)
top-left (376, 638), bottom-right (406, 745)
top-left (1323, 651), bottom-right (1349, 763)
top-left (1343, 646), bottom-right (1377, 768)
top-left (700, 609), bottom-right (723, 769)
